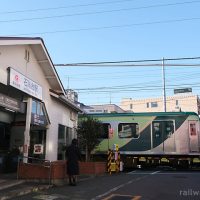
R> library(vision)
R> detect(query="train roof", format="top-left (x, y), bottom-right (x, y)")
top-left (82, 111), bottom-right (199, 118)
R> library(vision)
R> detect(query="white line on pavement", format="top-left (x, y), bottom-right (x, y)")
top-left (91, 174), bottom-right (149, 200)
top-left (151, 171), bottom-right (160, 175)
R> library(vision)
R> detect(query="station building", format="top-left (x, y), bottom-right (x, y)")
top-left (0, 37), bottom-right (82, 171)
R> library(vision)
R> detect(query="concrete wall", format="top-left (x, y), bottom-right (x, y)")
top-left (46, 97), bottom-right (77, 161)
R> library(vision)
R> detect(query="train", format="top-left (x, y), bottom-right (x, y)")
top-left (79, 112), bottom-right (200, 168)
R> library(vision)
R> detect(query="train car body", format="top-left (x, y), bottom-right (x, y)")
top-left (80, 112), bottom-right (200, 168)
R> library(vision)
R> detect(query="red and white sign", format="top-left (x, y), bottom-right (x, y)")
top-left (34, 144), bottom-right (44, 154)
top-left (9, 67), bottom-right (43, 100)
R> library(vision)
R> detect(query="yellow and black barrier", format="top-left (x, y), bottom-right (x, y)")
top-left (107, 145), bottom-right (121, 174)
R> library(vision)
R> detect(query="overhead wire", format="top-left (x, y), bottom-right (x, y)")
top-left (55, 57), bottom-right (200, 66)
top-left (1, 0), bottom-right (200, 24)
top-left (0, 0), bottom-right (137, 15)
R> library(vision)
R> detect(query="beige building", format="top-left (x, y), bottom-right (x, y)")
top-left (83, 104), bottom-right (125, 114)
top-left (0, 37), bottom-right (81, 169)
top-left (120, 94), bottom-right (200, 114)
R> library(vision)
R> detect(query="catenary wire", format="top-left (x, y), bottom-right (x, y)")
top-left (8, 16), bottom-right (200, 36)
top-left (1, 1), bottom-right (199, 24)
top-left (0, 0), bottom-right (137, 15)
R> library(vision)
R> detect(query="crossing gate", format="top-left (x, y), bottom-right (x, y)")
top-left (107, 146), bottom-right (121, 174)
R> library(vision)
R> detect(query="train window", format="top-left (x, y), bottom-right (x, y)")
top-left (99, 123), bottom-right (111, 139)
top-left (190, 123), bottom-right (196, 136)
top-left (165, 121), bottom-right (174, 138)
top-left (118, 123), bottom-right (139, 138)
top-left (153, 122), bottom-right (161, 138)
top-left (152, 121), bottom-right (174, 139)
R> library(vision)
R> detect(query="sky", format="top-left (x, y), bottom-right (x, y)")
top-left (1, 0), bottom-right (200, 105)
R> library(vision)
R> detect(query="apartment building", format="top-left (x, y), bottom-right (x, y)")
top-left (120, 93), bottom-right (200, 114)
top-left (82, 104), bottom-right (125, 114)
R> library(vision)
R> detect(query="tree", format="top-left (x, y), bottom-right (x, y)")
top-left (77, 114), bottom-right (103, 161)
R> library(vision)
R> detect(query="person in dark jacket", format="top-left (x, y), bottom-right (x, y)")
top-left (65, 138), bottom-right (81, 186)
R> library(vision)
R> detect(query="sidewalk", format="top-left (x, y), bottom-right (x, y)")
top-left (0, 173), bottom-right (94, 200)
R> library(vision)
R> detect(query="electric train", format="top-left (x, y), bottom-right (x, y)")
top-left (79, 112), bottom-right (200, 168)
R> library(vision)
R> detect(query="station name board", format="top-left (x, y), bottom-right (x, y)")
top-left (174, 88), bottom-right (192, 94)
top-left (8, 67), bottom-right (43, 100)
top-left (0, 93), bottom-right (25, 113)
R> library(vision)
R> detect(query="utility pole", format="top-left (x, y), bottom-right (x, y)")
top-left (162, 57), bottom-right (166, 112)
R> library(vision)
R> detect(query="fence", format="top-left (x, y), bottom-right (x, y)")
top-left (17, 156), bottom-right (52, 185)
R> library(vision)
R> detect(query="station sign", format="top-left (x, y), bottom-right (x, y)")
top-left (0, 93), bottom-right (25, 113)
top-left (174, 88), bottom-right (192, 94)
top-left (31, 113), bottom-right (47, 127)
top-left (8, 67), bottom-right (43, 100)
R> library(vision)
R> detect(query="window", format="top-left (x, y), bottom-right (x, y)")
top-left (147, 102), bottom-right (149, 108)
top-left (190, 123), bottom-right (197, 136)
top-left (165, 121), bottom-right (174, 138)
top-left (176, 100), bottom-right (179, 106)
top-left (32, 100), bottom-right (43, 115)
top-left (32, 100), bottom-right (37, 114)
top-left (152, 121), bottom-right (174, 139)
top-left (152, 122), bottom-right (161, 138)
top-left (57, 124), bottom-right (73, 160)
top-left (99, 123), bottom-right (111, 139)
top-left (31, 100), bottom-right (50, 126)
top-left (130, 104), bottom-right (133, 109)
top-left (151, 102), bottom-right (158, 108)
top-left (118, 123), bottom-right (139, 138)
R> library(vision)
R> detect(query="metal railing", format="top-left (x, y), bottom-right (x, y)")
top-left (17, 156), bottom-right (52, 185)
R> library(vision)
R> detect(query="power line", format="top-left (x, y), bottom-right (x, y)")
top-left (8, 16), bottom-right (200, 37)
top-left (58, 63), bottom-right (200, 67)
top-left (74, 82), bottom-right (200, 92)
top-left (1, 0), bottom-right (199, 24)
top-left (63, 65), bottom-right (200, 78)
top-left (55, 56), bottom-right (200, 66)
top-left (0, 0), bottom-right (136, 15)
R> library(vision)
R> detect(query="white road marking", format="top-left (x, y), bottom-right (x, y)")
top-left (127, 170), bottom-right (200, 175)
top-left (91, 173), bottom-right (151, 200)
top-left (153, 172), bottom-right (200, 175)
top-left (33, 194), bottom-right (67, 200)
top-left (102, 194), bottom-right (142, 200)
top-left (151, 171), bottom-right (160, 175)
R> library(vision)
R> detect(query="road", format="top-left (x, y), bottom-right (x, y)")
top-left (11, 169), bottom-right (200, 200)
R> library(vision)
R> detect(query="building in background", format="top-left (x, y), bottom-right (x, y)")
top-left (65, 89), bottom-right (78, 103)
top-left (120, 93), bottom-right (200, 114)
top-left (81, 104), bottom-right (125, 114)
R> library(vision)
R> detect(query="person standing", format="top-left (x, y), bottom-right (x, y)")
top-left (65, 138), bottom-right (81, 186)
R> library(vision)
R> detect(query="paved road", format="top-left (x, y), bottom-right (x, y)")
top-left (11, 169), bottom-right (200, 200)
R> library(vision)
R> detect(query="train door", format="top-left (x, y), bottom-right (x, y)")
top-left (189, 121), bottom-right (199, 152)
top-left (163, 120), bottom-right (175, 152)
top-left (152, 120), bottom-right (175, 152)
top-left (97, 123), bottom-right (111, 153)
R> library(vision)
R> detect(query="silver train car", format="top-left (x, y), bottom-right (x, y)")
top-left (84, 112), bottom-right (200, 168)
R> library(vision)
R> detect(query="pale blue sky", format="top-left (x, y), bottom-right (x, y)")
top-left (1, 0), bottom-right (200, 105)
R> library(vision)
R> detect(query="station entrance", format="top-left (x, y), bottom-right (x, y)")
top-left (0, 110), bottom-right (48, 173)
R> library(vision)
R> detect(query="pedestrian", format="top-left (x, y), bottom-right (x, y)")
top-left (65, 138), bottom-right (81, 186)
